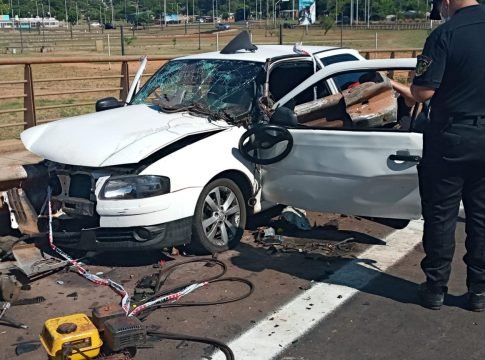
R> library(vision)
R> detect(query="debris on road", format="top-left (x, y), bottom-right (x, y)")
top-left (280, 207), bottom-right (312, 231)
top-left (14, 340), bottom-right (42, 355)
top-left (0, 301), bottom-right (28, 329)
top-left (12, 243), bottom-right (69, 278)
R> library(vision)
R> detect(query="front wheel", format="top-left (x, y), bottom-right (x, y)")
top-left (190, 178), bottom-right (247, 254)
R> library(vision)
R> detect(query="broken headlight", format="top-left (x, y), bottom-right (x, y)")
top-left (100, 175), bottom-right (170, 200)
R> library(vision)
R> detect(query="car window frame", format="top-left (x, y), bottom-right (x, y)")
top-left (272, 60), bottom-right (420, 133)
top-left (267, 56), bottom-right (329, 106)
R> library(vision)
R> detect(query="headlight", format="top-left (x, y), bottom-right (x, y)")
top-left (100, 175), bottom-right (170, 200)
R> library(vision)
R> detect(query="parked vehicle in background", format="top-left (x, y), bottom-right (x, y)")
top-left (216, 23), bottom-right (230, 30)
top-left (103, 23), bottom-right (116, 30)
top-left (90, 21), bottom-right (101, 27)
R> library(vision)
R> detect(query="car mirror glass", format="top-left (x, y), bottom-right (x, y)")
top-left (95, 97), bottom-right (124, 112)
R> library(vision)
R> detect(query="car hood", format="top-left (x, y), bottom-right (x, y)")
top-left (21, 104), bottom-right (226, 167)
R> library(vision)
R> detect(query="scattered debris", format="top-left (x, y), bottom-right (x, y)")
top-left (11, 243), bottom-right (68, 278)
top-left (56, 281), bottom-right (64, 285)
top-left (0, 275), bottom-right (22, 302)
top-left (14, 340), bottom-right (41, 355)
top-left (0, 302), bottom-right (28, 329)
top-left (66, 292), bottom-right (78, 299)
top-left (280, 207), bottom-right (312, 231)
top-left (11, 296), bottom-right (45, 306)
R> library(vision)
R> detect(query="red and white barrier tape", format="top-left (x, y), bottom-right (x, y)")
top-left (46, 187), bottom-right (206, 317)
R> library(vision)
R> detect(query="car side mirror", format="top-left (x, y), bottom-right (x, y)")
top-left (95, 97), bottom-right (124, 112)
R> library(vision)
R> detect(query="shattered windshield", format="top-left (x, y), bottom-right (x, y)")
top-left (131, 59), bottom-right (264, 119)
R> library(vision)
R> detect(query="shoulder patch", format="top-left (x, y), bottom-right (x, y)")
top-left (415, 55), bottom-right (433, 77)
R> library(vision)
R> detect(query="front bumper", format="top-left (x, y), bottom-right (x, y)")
top-left (3, 185), bottom-right (199, 251)
top-left (50, 216), bottom-right (193, 251)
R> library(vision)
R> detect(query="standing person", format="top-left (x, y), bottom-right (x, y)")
top-left (409, 0), bottom-right (485, 311)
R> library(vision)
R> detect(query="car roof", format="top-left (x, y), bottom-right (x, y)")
top-left (176, 45), bottom-right (347, 63)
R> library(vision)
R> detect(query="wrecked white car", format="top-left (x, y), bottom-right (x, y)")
top-left (3, 33), bottom-right (425, 254)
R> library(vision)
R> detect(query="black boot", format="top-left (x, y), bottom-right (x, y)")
top-left (417, 282), bottom-right (446, 310)
top-left (467, 292), bottom-right (485, 312)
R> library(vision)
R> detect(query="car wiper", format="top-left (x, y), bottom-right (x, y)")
top-left (158, 104), bottom-right (190, 113)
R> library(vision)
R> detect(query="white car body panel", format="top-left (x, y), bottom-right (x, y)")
top-left (21, 105), bottom-right (225, 167)
top-left (262, 58), bottom-right (423, 219)
top-left (93, 126), bottom-right (257, 228)
top-left (262, 130), bottom-right (423, 219)
top-left (140, 126), bottom-right (253, 192)
top-left (96, 187), bottom-right (203, 227)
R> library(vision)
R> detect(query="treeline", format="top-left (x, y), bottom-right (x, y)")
top-left (1, 0), bottom-right (485, 23)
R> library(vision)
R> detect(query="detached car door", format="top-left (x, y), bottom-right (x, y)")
top-left (260, 59), bottom-right (423, 220)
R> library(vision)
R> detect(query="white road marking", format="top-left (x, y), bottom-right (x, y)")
top-left (212, 220), bottom-right (423, 360)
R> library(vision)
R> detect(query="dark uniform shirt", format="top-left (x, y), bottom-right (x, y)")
top-left (413, 4), bottom-right (485, 127)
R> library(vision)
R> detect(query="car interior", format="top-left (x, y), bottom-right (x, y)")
top-left (268, 67), bottom-right (429, 133)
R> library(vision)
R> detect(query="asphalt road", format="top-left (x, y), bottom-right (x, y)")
top-left (1, 210), bottom-right (482, 360)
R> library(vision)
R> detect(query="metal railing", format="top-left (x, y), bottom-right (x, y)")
top-left (0, 48), bottom-right (421, 139)
top-left (0, 55), bottom-right (171, 139)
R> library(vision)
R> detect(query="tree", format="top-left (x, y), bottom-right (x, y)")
top-left (0, 0), bottom-right (9, 15)
top-left (320, 15), bottom-right (334, 35)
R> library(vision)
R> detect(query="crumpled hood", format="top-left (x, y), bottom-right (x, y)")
top-left (21, 104), bottom-right (225, 167)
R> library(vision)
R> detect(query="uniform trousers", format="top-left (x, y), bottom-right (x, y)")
top-left (419, 123), bottom-right (485, 293)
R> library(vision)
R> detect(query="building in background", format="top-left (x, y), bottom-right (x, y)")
top-left (0, 15), bottom-right (60, 29)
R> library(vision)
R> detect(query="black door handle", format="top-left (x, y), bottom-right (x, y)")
top-left (389, 154), bottom-right (422, 162)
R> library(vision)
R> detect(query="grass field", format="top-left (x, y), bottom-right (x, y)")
top-left (0, 26), bottom-right (426, 141)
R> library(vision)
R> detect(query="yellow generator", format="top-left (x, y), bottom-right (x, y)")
top-left (39, 313), bottom-right (103, 360)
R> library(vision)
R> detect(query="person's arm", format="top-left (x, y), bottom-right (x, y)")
top-left (410, 84), bottom-right (435, 103)
top-left (390, 79), bottom-right (417, 107)
top-left (411, 30), bottom-right (447, 103)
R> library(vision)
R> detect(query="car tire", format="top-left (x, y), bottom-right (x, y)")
top-left (190, 178), bottom-right (246, 254)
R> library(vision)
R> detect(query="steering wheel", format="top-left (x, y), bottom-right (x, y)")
top-left (238, 124), bottom-right (293, 165)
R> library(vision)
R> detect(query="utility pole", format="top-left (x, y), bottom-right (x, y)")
top-left (65, 0), bottom-right (68, 22)
top-left (164, 0), bottom-right (167, 28)
top-left (111, 0), bottom-right (114, 23)
top-left (76, 2), bottom-right (79, 24)
top-left (350, 0), bottom-right (353, 26)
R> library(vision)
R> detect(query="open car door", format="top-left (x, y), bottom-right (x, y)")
top-left (244, 58), bottom-right (424, 220)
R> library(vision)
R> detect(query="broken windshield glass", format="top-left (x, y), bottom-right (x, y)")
top-left (131, 59), bottom-right (264, 120)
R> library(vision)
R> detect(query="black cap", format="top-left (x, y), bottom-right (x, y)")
top-left (430, 0), bottom-right (442, 20)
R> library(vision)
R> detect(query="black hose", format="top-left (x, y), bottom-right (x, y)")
top-left (147, 330), bottom-right (234, 360)
top-left (134, 258), bottom-right (254, 320)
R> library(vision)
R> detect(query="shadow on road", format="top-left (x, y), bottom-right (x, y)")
top-left (231, 238), bottom-right (468, 310)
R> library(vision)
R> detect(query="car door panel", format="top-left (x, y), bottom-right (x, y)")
top-left (261, 129), bottom-right (423, 219)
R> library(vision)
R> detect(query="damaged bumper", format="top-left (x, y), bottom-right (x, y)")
top-left (3, 187), bottom-right (193, 250)
top-left (49, 216), bottom-right (193, 251)
top-left (2, 162), bottom-right (201, 251)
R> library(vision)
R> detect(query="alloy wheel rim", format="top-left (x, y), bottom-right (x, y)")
top-left (201, 185), bottom-right (241, 246)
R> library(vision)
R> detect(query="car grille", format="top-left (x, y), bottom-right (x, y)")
top-left (69, 174), bottom-right (93, 199)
